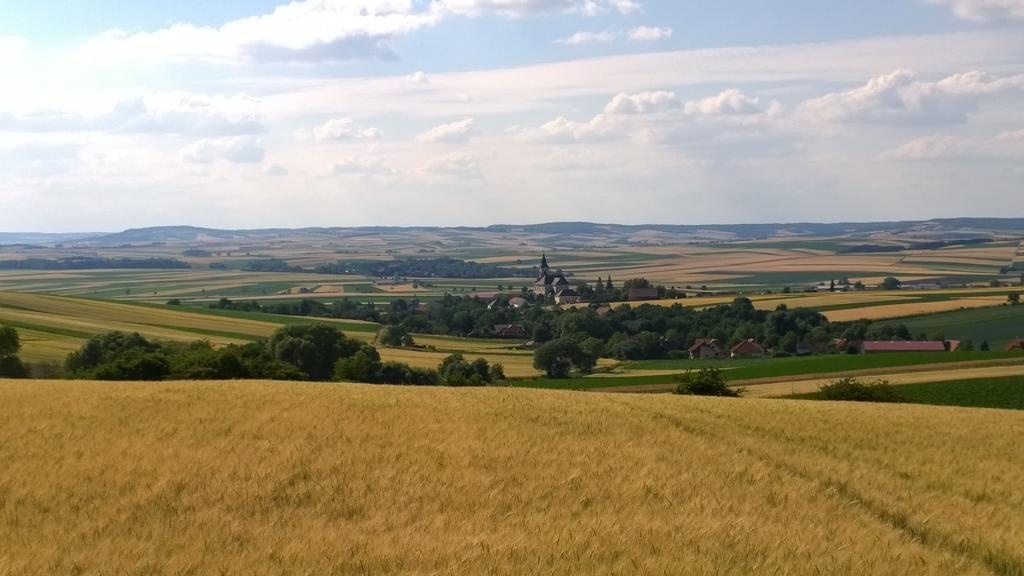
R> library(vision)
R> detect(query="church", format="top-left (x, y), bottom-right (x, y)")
top-left (532, 254), bottom-right (580, 304)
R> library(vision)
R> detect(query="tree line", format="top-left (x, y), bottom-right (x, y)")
top-left (0, 323), bottom-right (503, 386)
top-left (0, 257), bottom-right (191, 270)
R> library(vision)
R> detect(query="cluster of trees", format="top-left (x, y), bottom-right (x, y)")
top-left (242, 258), bottom-right (304, 273)
top-left (0, 257), bottom-right (190, 270)
top-left (0, 326), bottom-right (30, 378)
top-left (572, 277), bottom-right (687, 303)
top-left (59, 323), bottom-right (502, 386)
top-left (315, 257), bottom-right (537, 279)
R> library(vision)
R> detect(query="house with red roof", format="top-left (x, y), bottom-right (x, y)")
top-left (730, 338), bottom-right (766, 359)
top-left (688, 338), bottom-right (725, 359)
top-left (1005, 338), bottom-right (1024, 352)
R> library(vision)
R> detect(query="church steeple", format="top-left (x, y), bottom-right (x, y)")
top-left (540, 253), bottom-right (550, 274)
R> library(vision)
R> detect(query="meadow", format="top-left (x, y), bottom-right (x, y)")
top-left (1, 380), bottom-right (1022, 575)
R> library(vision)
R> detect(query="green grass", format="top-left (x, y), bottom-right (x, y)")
top-left (897, 376), bottom-right (1024, 410)
top-left (164, 304), bottom-right (382, 334)
top-left (789, 376), bottom-right (1024, 411)
top-left (898, 304), bottom-right (1024, 350)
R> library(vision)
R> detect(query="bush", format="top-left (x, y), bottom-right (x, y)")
top-left (818, 378), bottom-right (905, 403)
top-left (0, 326), bottom-right (30, 378)
top-left (380, 325), bottom-right (415, 347)
top-left (533, 338), bottom-right (595, 378)
top-left (438, 353), bottom-right (491, 386)
top-left (674, 368), bottom-right (740, 397)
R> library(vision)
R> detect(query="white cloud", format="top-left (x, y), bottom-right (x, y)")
top-left (998, 128), bottom-right (1024, 141)
top-left (333, 156), bottom-right (397, 174)
top-left (0, 36), bottom-right (28, 66)
top-left (422, 151), bottom-right (484, 175)
top-left (684, 89), bottom-right (763, 116)
top-left (882, 135), bottom-right (970, 160)
top-left (0, 141), bottom-right (80, 177)
top-left (438, 0), bottom-right (640, 17)
top-left (77, 0), bottom-right (442, 65)
top-left (925, 0), bottom-right (1024, 21)
top-left (884, 129), bottom-right (1024, 160)
top-left (180, 137), bottom-right (265, 164)
top-left (264, 163), bottom-right (289, 175)
top-left (529, 114), bottom-right (623, 142)
top-left (405, 71), bottom-right (430, 84)
top-left (75, 0), bottom-right (648, 66)
top-left (0, 92), bottom-right (262, 136)
top-left (604, 91), bottom-right (680, 114)
top-left (803, 69), bottom-right (1024, 124)
top-left (627, 26), bottom-right (672, 42)
top-left (557, 25), bottom-right (669, 46)
top-left (313, 118), bottom-right (382, 141)
top-left (417, 118), bottom-right (477, 143)
top-left (555, 30), bottom-right (619, 45)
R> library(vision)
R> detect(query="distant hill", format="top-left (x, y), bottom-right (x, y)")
top-left (0, 232), bottom-right (101, 245)
top-left (15, 217), bottom-right (1024, 245)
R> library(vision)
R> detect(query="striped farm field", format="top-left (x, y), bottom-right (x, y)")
top-left (2, 380), bottom-right (1022, 574)
top-left (376, 346), bottom-right (542, 378)
top-left (0, 292), bottom-right (379, 362)
top-left (823, 296), bottom-right (1009, 321)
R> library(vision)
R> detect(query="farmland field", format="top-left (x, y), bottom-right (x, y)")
top-left (898, 305), bottom-right (1024, 350)
top-left (1, 380), bottom-right (1023, 575)
top-left (517, 351), bottom-right (1024, 391)
top-left (0, 292), bottom-right (540, 375)
top-left (896, 376), bottom-right (1024, 410)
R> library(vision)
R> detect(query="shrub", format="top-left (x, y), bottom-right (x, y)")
top-left (0, 326), bottom-right (30, 378)
top-left (674, 368), bottom-right (740, 397)
top-left (817, 378), bottom-right (905, 403)
top-left (533, 338), bottom-right (595, 378)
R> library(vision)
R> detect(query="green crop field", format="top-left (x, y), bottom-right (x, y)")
top-left (899, 305), bottom-right (1024, 350)
top-left (788, 376), bottom-right (1024, 411)
top-left (896, 376), bottom-right (1024, 410)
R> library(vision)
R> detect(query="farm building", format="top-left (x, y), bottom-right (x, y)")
top-left (861, 341), bottom-right (947, 354)
top-left (689, 338), bottom-right (725, 359)
top-left (1005, 338), bottom-right (1024, 352)
top-left (627, 288), bottom-right (659, 301)
top-left (554, 287), bottom-right (581, 305)
top-left (730, 339), bottom-right (766, 358)
top-left (532, 254), bottom-right (570, 296)
top-left (493, 324), bottom-right (527, 338)
top-left (508, 297), bottom-right (527, 309)
top-left (797, 340), bottom-right (829, 355)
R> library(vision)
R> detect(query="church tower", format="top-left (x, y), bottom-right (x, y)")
top-left (540, 253), bottom-right (550, 275)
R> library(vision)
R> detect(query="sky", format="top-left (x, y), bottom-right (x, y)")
top-left (1, 0), bottom-right (1023, 231)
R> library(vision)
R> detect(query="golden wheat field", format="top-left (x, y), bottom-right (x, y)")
top-left (823, 296), bottom-right (1008, 321)
top-left (1, 380), bottom-right (1022, 575)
